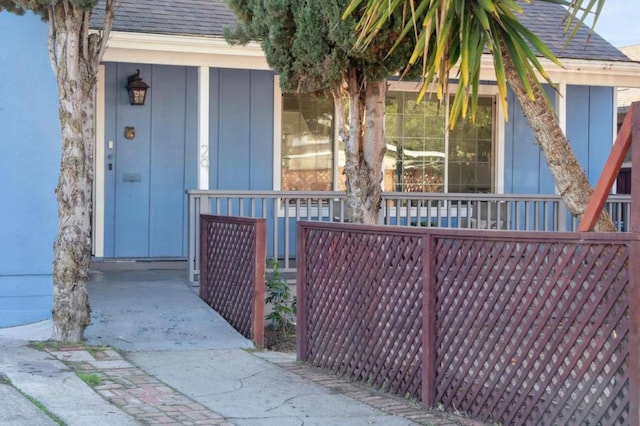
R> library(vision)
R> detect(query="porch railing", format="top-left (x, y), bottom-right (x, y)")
top-left (187, 190), bottom-right (631, 281)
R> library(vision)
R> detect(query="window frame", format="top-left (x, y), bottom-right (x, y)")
top-left (273, 78), bottom-right (506, 199)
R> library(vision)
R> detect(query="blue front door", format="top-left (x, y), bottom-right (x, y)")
top-left (103, 63), bottom-right (197, 258)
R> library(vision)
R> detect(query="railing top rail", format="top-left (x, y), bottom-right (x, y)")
top-left (189, 189), bottom-right (631, 202)
top-left (188, 189), bottom-right (347, 198)
top-left (298, 220), bottom-right (640, 242)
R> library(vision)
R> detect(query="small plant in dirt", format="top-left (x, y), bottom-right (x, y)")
top-left (265, 258), bottom-right (296, 338)
top-left (77, 372), bottom-right (102, 387)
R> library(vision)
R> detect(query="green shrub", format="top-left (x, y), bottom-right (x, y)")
top-left (265, 258), bottom-right (296, 336)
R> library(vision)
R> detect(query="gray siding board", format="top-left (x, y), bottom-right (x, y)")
top-left (250, 71), bottom-right (275, 190)
top-left (588, 86), bottom-right (613, 184)
top-left (209, 68), bottom-right (220, 190)
top-left (149, 65), bottom-right (188, 257)
top-left (509, 91), bottom-right (541, 193)
top-left (218, 69), bottom-right (252, 189)
top-left (537, 85), bottom-right (557, 194)
top-left (566, 85), bottom-right (614, 187)
top-left (566, 85), bottom-right (591, 174)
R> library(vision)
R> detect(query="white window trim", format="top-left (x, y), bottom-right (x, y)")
top-left (274, 81), bottom-right (505, 194)
top-left (273, 76), bottom-right (282, 191)
top-left (94, 65), bottom-right (106, 257)
top-left (386, 80), bottom-right (505, 194)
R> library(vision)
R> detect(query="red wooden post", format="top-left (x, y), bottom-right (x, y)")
top-left (630, 100), bottom-right (640, 426)
top-left (296, 222), bottom-right (308, 361)
top-left (199, 215), bottom-right (211, 300)
top-left (630, 238), bottom-right (640, 426)
top-left (631, 102), bottom-right (640, 233)
top-left (252, 219), bottom-right (266, 347)
top-left (577, 102), bottom-right (638, 231)
top-left (422, 231), bottom-right (436, 406)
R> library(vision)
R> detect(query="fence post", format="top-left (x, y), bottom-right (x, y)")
top-left (422, 231), bottom-right (436, 406)
top-left (188, 193), bottom-right (197, 282)
top-left (253, 219), bottom-right (266, 348)
top-left (296, 222), bottom-right (308, 361)
top-left (631, 238), bottom-right (640, 426)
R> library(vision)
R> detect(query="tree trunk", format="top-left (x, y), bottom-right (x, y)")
top-left (334, 69), bottom-right (387, 224)
top-left (501, 47), bottom-right (616, 232)
top-left (49, 2), bottom-right (113, 342)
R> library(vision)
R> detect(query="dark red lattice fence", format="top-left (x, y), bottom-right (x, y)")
top-left (434, 232), bottom-right (633, 425)
top-left (200, 215), bottom-right (265, 346)
top-left (297, 224), bottom-right (428, 399)
top-left (297, 222), bottom-right (640, 425)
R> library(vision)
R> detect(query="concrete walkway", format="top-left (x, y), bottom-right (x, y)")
top-left (0, 261), bottom-right (485, 426)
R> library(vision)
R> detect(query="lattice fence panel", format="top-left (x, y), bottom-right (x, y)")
top-left (300, 226), bottom-right (426, 399)
top-left (434, 236), bottom-right (630, 425)
top-left (199, 215), bottom-right (265, 345)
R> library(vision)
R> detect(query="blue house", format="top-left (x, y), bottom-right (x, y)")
top-left (2, 0), bottom-right (640, 328)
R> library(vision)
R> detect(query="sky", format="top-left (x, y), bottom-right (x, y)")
top-left (588, 0), bottom-right (640, 47)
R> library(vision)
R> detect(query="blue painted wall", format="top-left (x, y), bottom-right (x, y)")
top-left (103, 63), bottom-right (198, 258)
top-left (503, 85), bottom-right (613, 194)
top-left (0, 12), bottom-right (59, 327)
top-left (566, 85), bottom-right (613, 185)
top-left (209, 68), bottom-right (275, 191)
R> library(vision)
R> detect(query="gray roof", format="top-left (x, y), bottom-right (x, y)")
top-left (92, 0), bottom-right (630, 63)
top-left (91, 0), bottom-right (237, 37)
top-left (517, 0), bottom-right (629, 61)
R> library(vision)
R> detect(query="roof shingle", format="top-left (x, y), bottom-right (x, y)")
top-left (91, 0), bottom-right (631, 62)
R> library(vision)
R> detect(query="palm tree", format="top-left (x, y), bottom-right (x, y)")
top-left (346, 0), bottom-right (615, 231)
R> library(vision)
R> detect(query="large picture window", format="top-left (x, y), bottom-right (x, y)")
top-left (281, 95), bottom-right (336, 191)
top-left (281, 89), bottom-right (496, 193)
top-left (385, 92), bottom-right (494, 193)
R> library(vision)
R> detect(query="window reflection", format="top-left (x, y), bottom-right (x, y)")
top-left (281, 95), bottom-right (334, 191)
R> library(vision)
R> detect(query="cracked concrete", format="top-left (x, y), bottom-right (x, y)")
top-left (0, 263), bottom-right (484, 426)
top-left (127, 349), bottom-right (417, 426)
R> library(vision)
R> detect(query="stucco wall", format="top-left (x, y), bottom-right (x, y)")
top-left (0, 12), bottom-right (59, 327)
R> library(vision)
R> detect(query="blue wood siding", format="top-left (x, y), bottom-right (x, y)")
top-left (103, 64), bottom-right (198, 258)
top-left (0, 13), bottom-right (59, 326)
top-left (209, 69), bottom-right (274, 190)
top-left (503, 85), bottom-right (611, 194)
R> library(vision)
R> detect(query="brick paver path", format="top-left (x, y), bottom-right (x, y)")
top-left (46, 346), bottom-right (486, 426)
top-left (46, 346), bottom-right (230, 425)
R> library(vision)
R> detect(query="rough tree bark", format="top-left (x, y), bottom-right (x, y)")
top-left (501, 46), bottom-right (616, 232)
top-left (334, 68), bottom-right (387, 224)
top-left (49, 1), bottom-right (114, 342)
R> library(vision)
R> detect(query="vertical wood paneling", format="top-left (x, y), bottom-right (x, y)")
top-left (149, 65), bottom-right (187, 257)
top-left (218, 69), bottom-right (251, 189)
top-left (250, 70), bottom-right (275, 190)
top-left (114, 63), bottom-right (153, 257)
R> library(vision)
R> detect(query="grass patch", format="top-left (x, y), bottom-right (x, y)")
top-left (85, 344), bottom-right (114, 359)
top-left (11, 386), bottom-right (66, 425)
top-left (28, 340), bottom-right (61, 351)
top-left (77, 372), bottom-right (102, 387)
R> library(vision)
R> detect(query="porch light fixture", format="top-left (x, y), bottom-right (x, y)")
top-left (126, 69), bottom-right (149, 106)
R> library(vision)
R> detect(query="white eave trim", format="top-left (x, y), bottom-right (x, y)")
top-left (101, 32), bottom-right (640, 87)
top-left (102, 31), bottom-right (270, 70)
top-left (476, 54), bottom-right (640, 88)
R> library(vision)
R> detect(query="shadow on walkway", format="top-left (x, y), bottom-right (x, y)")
top-left (85, 260), bottom-right (253, 351)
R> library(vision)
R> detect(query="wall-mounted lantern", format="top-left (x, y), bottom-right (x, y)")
top-left (126, 69), bottom-right (149, 106)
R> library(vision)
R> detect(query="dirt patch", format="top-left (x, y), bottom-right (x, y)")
top-left (263, 328), bottom-right (296, 352)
